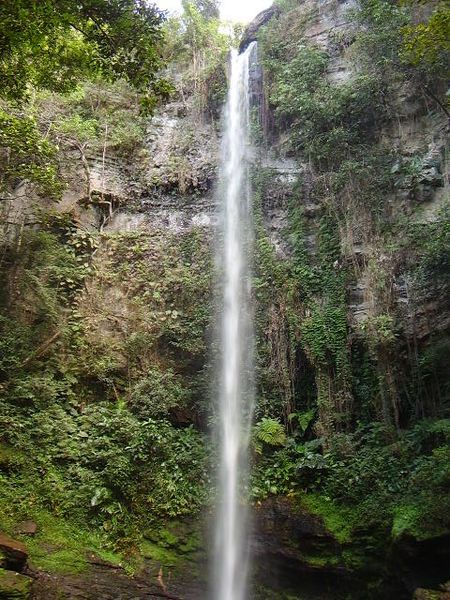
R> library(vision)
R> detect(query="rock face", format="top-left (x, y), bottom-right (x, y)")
top-left (0, 534), bottom-right (28, 572)
top-left (239, 6), bottom-right (281, 53)
top-left (253, 497), bottom-right (344, 570)
top-left (248, 0), bottom-right (450, 438)
top-left (391, 534), bottom-right (450, 598)
top-left (251, 497), bottom-right (361, 599)
top-left (30, 560), bottom-right (204, 600)
top-left (252, 498), bottom-right (450, 599)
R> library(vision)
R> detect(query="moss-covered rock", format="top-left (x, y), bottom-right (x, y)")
top-left (253, 495), bottom-right (348, 574)
top-left (0, 569), bottom-right (32, 600)
top-left (413, 587), bottom-right (450, 600)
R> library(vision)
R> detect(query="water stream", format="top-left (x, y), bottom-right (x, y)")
top-left (214, 43), bottom-right (256, 600)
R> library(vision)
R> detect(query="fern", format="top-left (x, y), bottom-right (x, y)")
top-left (253, 417), bottom-right (286, 451)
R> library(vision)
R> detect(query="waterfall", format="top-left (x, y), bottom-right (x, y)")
top-left (214, 42), bottom-right (256, 600)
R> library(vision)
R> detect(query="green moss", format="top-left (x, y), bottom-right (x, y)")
top-left (178, 532), bottom-right (201, 554)
top-left (0, 446), bottom-right (25, 471)
top-left (156, 528), bottom-right (179, 548)
top-left (341, 547), bottom-right (367, 571)
top-left (303, 553), bottom-right (340, 568)
top-left (139, 541), bottom-right (180, 566)
top-left (0, 506), bottom-right (123, 576)
top-left (414, 591), bottom-right (443, 600)
top-left (0, 569), bottom-right (32, 599)
top-left (143, 520), bottom-right (203, 557)
top-left (392, 503), bottom-right (448, 542)
top-left (27, 546), bottom-right (88, 576)
top-left (392, 504), bottom-right (421, 540)
top-left (297, 493), bottom-right (357, 544)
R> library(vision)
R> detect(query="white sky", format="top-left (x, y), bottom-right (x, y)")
top-left (156, 0), bottom-right (273, 23)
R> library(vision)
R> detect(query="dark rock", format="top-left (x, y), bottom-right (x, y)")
top-left (251, 496), bottom-right (362, 599)
top-left (239, 6), bottom-right (281, 53)
top-left (30, 560), bottom-right (204, 600)
top-left (0, 534), bottom-right (28, 572)
top-left (0, 568), bottom-right (32, 599)
top-left (390, 533), bottom-right (450, 596)
top-left (14, 522), bottom-right (37, 537)
top-left (418, 166), bottom-right (444, 187)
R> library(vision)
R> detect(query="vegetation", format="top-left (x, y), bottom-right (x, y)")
top-left (0, 222), bottom-right (212, 537)
top-left (0, 0), bottom-right (217, 571)
top-left (0, 0), bottom-right (167, 102)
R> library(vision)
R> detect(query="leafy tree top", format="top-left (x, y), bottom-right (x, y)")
top-left (0, 0), bottom-right (167, 102)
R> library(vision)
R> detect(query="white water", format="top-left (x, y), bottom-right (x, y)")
top-left (214, 43), bottom-right (256, 600)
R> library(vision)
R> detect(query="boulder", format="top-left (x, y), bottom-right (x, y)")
top-left (391, 533), bottom-right (450, 595)
top-left (0, 535), bottom-right (27, 572)
top-left (13, 522), bottom-right (37, 538)
top-left (239, 6), bottom-right (281, 53)
top-left (0, 568), bottom-right (32, 599)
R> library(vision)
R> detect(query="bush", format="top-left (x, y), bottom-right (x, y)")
top-left (129, 368), bottom-right (188, 419)
top-left (0, 108), bottom-right (62, 196)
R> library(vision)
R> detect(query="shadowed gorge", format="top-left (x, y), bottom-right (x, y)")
top-left (0, 1), bottom-right (449, 599)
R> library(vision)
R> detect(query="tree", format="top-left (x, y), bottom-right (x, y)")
top-left (401, 2), bottom-right (450, 77)
top-left (194, 0), bottom-right (220, 20)
top-left (0, 0), bottom-right (166, 102)
top-left (178, 1), bottom-right (230, 116)
top-left (0, 1), bottom-right (170, 198)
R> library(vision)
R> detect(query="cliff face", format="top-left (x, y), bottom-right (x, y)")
top-left (245, 1), bottom-right (450, 598)
top-left (273, 0), bottom-right (446, 413)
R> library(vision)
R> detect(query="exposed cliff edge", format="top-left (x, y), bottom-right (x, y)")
top-left (239, 5), bottom-right (281, 53)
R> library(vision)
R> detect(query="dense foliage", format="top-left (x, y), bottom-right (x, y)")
top-left (0, 0), bottom-right (170, 200)
top-left (0, 0), bottom-right (167, 101)
top-left (163, 0), bottom-right (232, 117)
top-left (0, 222), bottom-right (212, 565)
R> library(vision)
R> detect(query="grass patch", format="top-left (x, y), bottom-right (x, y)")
top-left (0, 496), bottom-right (124, 576)
top-left (24, 512), bottom-right (123, 575)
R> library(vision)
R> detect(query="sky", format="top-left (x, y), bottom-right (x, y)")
top-left (156, 0), bottom-right (273, 23)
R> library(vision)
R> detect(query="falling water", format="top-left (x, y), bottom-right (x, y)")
top-left (214, 42), bottom-right (256, 600)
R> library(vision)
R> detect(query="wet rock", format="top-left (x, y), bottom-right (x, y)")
top-left (0, 568), bottom-right (32, 599)
top-left (418, 166), bottom-right (444, 187)
top-left (252, 496), bottom-right (364, 599)
top-left (252, 497), bottom-right (346, 573)
top-left (13, 522), bottom-right (37, 538)
top-left (390, 533), bottom-right (450, 597)
top-left (0, 534), bottom-right (28, 572)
